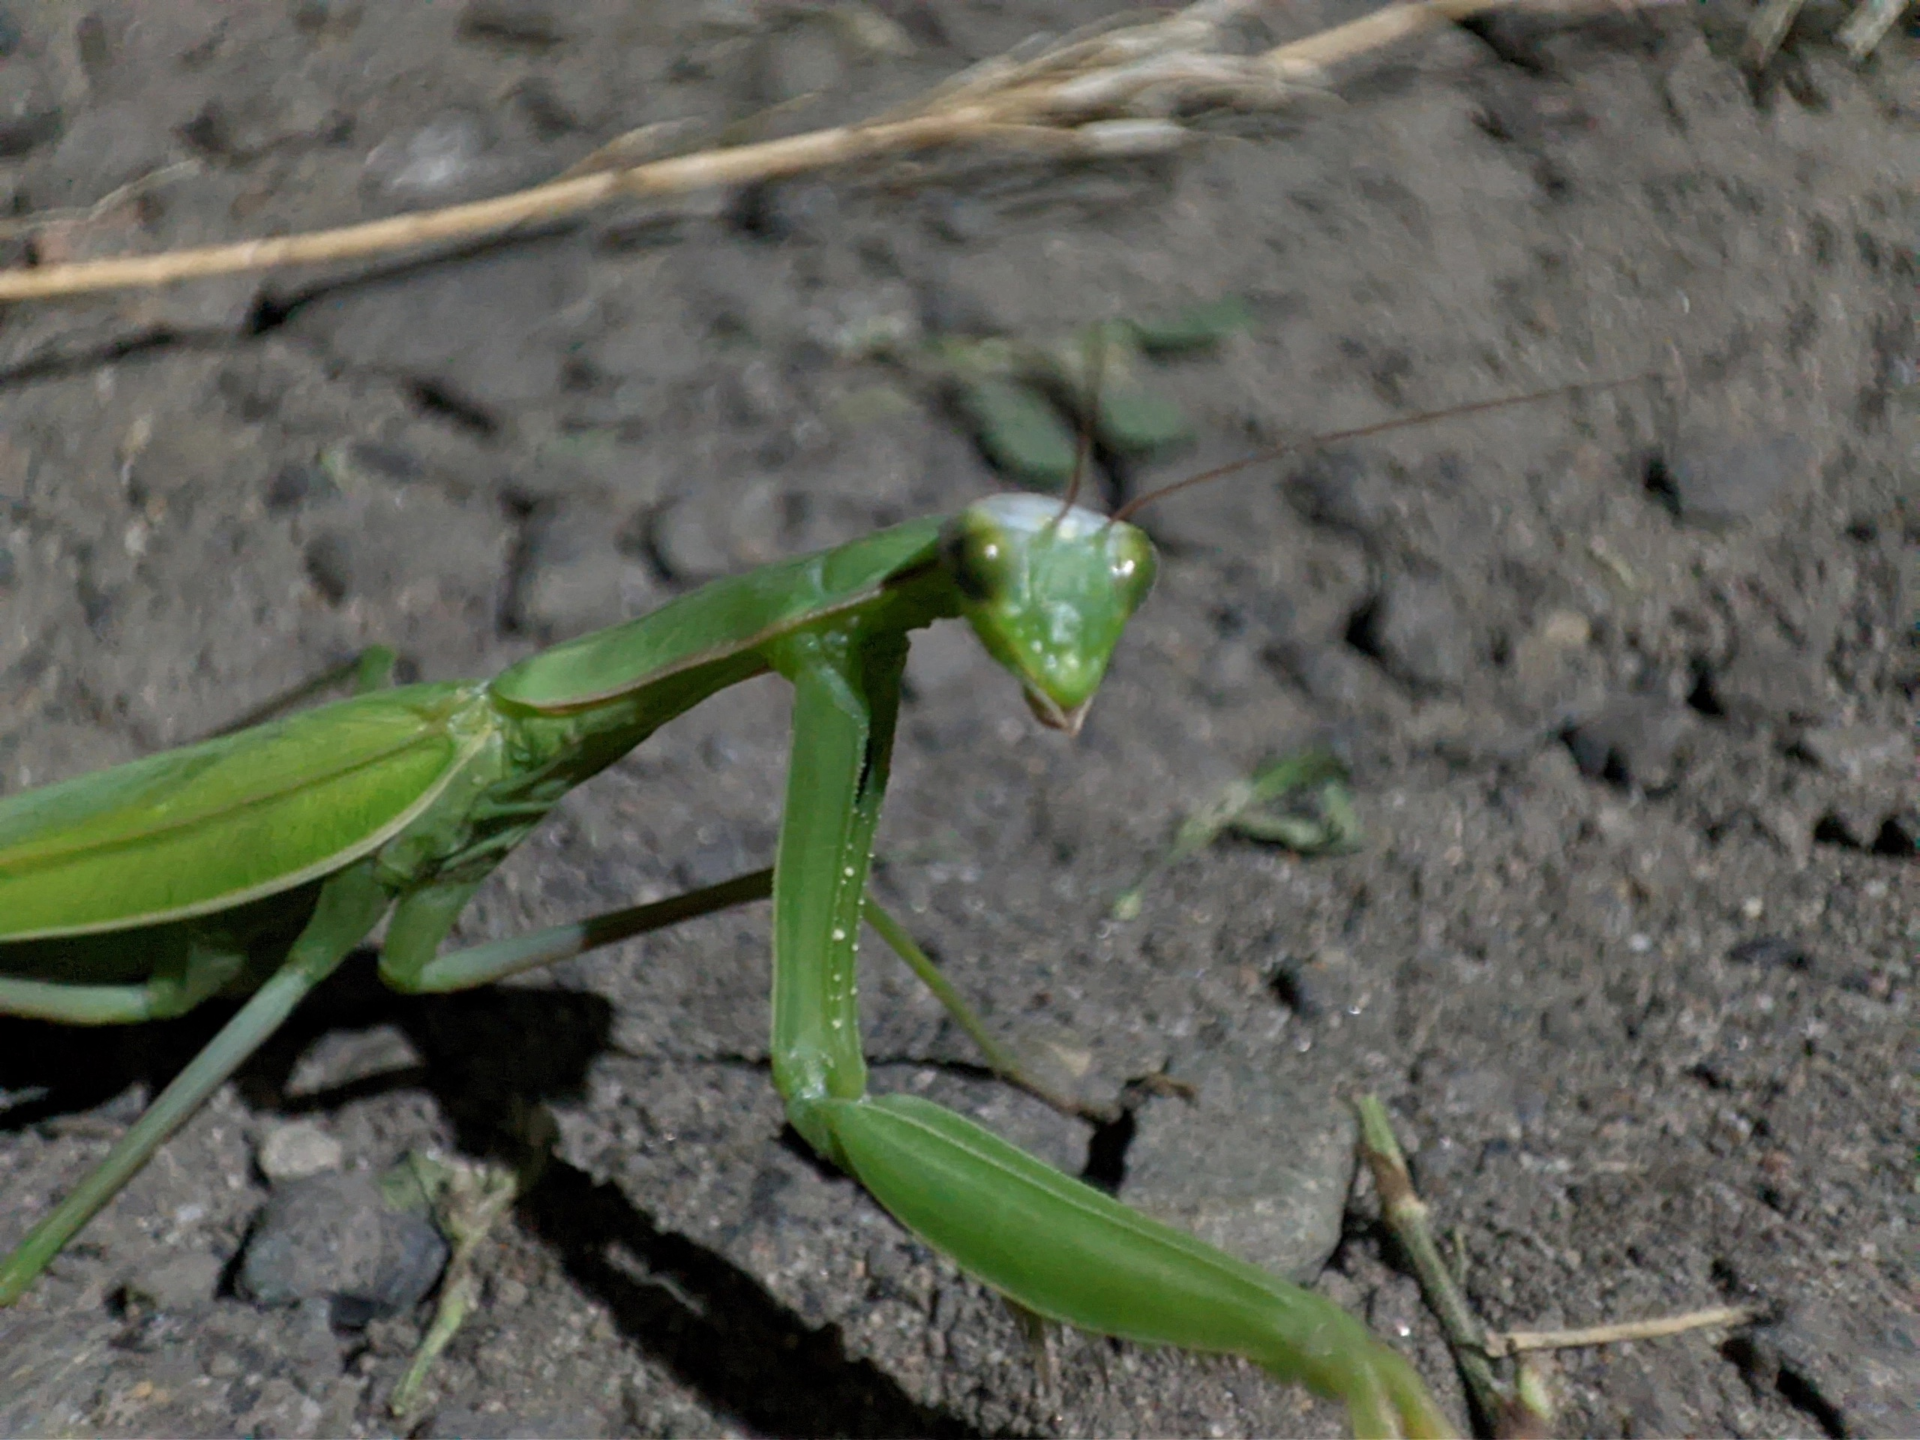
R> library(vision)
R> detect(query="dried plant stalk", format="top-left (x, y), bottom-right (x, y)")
top-left (0, 0), bottom-right (1545, 303)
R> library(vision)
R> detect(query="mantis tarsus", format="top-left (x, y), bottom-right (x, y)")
top-left (0, 382), bottom-right (1612, 1437)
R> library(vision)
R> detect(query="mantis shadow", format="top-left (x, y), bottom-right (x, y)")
top-left (0, 954), bottom-right (975, 1438)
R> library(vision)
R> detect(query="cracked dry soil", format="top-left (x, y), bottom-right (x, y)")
top-left (0, 3), bottom-right (1915, 1437)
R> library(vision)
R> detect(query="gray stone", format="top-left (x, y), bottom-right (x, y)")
top-left (1727, 935), bottom-right (1811, 969)
top-left (643, 484), bottom-right (784, 585)
top-left (290, 238), bottom-right (588, 415)
top-left (257, 1121), bottom-right (346, 1183)
top-left (508, 504), bottom-right (659, 638)
top-left (1349, 575), bottom-right (1475, 692)
top-left (1655, 431), bottom-right (1811, 526)
top-left (264, 462), bottom-right (337, 513)
top-left (1285, 449), bottom-right (1396, 540)
top-left (1126, 1056), bottom-right (1356, 1284)
top-left (123, 1250), bottom-right (224, 1311)
top-left (1745, 1298), bottom-right (1920, 1438)
top-left (362, 110), bottom-right (506, 203)
top-left (1267, 638), bottom-right (1404, 717)
top-left (1713, 637), bottom-right (1834, 726)
top-left (1565, 696), bottom-right (1690, 790)
top-left (237, 1173), bottom-right (447, 1326)
top-left (1792, 724), bottom-right (1911, 783)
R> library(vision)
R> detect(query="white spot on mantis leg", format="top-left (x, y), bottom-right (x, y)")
top-left (832, 927), bottom-right (847, 942)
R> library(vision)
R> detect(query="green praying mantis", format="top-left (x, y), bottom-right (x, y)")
top-left (0, 381), bottom-right (1612, 1438)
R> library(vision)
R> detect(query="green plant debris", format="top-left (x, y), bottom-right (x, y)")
top-left (1112, 748), bottom-right (1360, 921)
top-left (913, 299), bottom-right (1251, 489)
top-left (1128, 296), bottom-right (1254, 354)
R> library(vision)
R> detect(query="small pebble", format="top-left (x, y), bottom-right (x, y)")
top-left (303, 533), bottom-right (354, 606)
top-left (123, 1250), bottom-right (225, 1311)
top-left (460, 0), bottom-right (564, 49)
top-left (1649, 431), bottom-right (1810, 527)
top-left (341, 439), bottom-right (426, 485)
top-left (1286, 449), bottom-right (1394, 538)
top-left (1728, 935), bottom-right (1810, 969)
top-left (1747, 1299), bottom-right (1920, 1436)
top-left (1564, 696), bottom-right (1689, 790)
top-left (258, 1121), bottom-right (345, 1182)
top-left (1711, 637), bottom-right (1833, 726)
top-left (239, 1172), bottom-right (447, 1325)
top-left (1347, 574), bottom-right (1473, 692)
top-left (265, 462), bottom-right (336, 513)
top-left (1538, 608), bottom-right (1591, 648)
top-left (364, 111), bottom-right (494, 200)
top-left (1792, 724), bottom-right (1911, 783)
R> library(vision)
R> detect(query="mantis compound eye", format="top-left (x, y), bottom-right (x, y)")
top-left (937, 513), bottom-right (1020, 604)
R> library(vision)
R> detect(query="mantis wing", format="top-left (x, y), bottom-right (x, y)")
top-left (0, 683), bottom-right (491, 941)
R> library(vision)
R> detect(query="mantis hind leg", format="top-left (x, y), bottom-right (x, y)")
top-left (0, 865), bottom-right (391, 1304)
top-left (0, 928), bottom-right (262, 1025)
top-left (0, 974), bottom-right (196, 1025)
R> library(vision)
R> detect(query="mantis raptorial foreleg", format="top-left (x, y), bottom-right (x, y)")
top-left (761, 599), bottom-right (1453, 1439)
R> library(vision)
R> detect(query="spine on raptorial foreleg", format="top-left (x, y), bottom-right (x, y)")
top-left (814, 1093), bottom-right (1453, 1438)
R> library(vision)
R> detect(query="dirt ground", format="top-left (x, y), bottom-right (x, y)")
top-left (0, 2), bottom-right (1915, 1436)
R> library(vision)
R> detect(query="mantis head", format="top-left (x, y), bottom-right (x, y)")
top-left (940, 494), bottom-right (1157, 735)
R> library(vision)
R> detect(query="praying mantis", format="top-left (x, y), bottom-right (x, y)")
top-left (0, 383), bottom-right (1607, 1438)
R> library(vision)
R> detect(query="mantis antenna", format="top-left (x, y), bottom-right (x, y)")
top-left (1056, 323), bottom-right (1107, 521)
top-left (1109, 374), bottom-right (1654, 524)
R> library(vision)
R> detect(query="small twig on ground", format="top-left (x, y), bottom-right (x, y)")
top-left (0, 161), bottom-right (201, 241)
top-left (1355, 1095), bottom-right (1537, 1437)
top-left (1356, 1095), bottom-right (1766, 1439)
top-left (1487, 1306), bottom-right (1761, 1356)
top-left (0, 0), bottom-right (1625, 303)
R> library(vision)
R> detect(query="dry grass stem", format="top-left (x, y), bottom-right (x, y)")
top-left (0, 0), bottom-right (1578, 303)
top-left (1487, 1306), bottom-right (1762, 1356)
